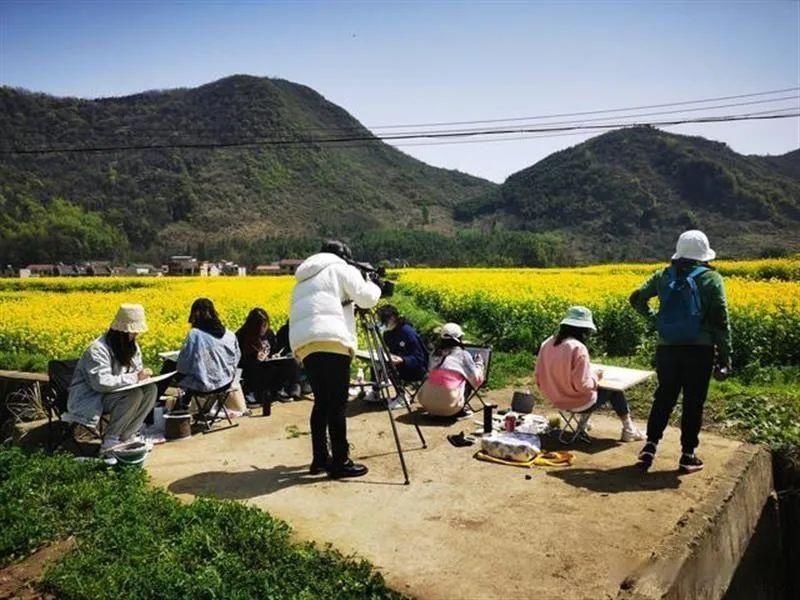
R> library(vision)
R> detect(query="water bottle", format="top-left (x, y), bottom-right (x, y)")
top-left (356, 367), bottom-right (365, 384)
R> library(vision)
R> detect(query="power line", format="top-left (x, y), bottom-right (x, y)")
top-left (390, 109), bottom-right (800, 148)
top-left (379, 95), bottom-right (799, 137)
top-left (6, 87), bottom-right (798, 139)
top-left (367, 86), bottom-right (800, 130)
top-left (1, 111), bottom-right (797, 156)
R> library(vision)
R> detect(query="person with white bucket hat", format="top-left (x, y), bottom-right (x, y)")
top-left (630, 230), bottom-right (732, 474)
top-left (65, 303), bottom-right (157, 456)
top-left (535, 306), bottom-right (645, 441)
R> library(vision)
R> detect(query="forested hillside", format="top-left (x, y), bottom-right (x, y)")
top-left (2, 77), bottom-right (798, 266)
top-left (0, 75), bottom-right (492, 264)
top-left (455, 127), bottom-right (800, 261)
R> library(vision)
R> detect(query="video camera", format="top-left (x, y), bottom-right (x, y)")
top-left (348, 260), bottom-right (395, 298)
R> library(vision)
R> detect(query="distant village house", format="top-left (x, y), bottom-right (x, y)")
top-left (168, 256), bottom-right (199, 276)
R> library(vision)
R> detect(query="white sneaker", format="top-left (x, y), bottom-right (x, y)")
top-left (363, 390), bottom-right (380, 403)
top-left (99, 436), bottom-right (122, 456)
top-left (387, 396), bottom-right (406, 410)
top-left (123, 433), bottom-right (154, 452)
top-left (621, 426), bottom-right (646, 442)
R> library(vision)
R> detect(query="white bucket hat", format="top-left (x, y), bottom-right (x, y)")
top-left (560, 306), bottom-right (597, 332)
top-left (672, 230), bottom-right (716, 262)
top-left (110, 303), bottom-right (148, 333)
top-left (440, 322), bottom-right (464, 340)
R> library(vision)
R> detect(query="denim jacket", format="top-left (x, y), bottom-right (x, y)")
top-left (176, 328), bottom-right (241, 393)
top-left (66, 334), bottom-right (142, 427)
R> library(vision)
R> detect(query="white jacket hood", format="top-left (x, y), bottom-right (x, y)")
top-left (295, 252), bottom-right (345, 283)
top-left (289, 252), bottom-right (381, 355)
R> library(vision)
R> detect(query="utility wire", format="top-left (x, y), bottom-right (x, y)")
top-left (7, 87), bottom-right (798, 139)
top-left (367, 86), bottom-right (800, 129)
top-left (1, 111), bottom-right (797, 156)
top-left (392, 108), bottom-right (800, 148)
top-left (374, 95), bottom-right (800, 137)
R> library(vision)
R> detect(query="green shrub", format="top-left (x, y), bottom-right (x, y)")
top-left (0, 448), bottom-right (401, 599)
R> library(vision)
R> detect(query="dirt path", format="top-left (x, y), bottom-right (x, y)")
top-left (146, 390), bottom-right (741, 599)
top-left (0, 538), bottom-right (74, 600)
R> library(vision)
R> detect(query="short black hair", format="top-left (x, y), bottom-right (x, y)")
top-left (321, 240), bottom-right (352, 260)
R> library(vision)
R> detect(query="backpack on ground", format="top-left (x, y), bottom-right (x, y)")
top-left (657, 265), bottom-right (709, 343)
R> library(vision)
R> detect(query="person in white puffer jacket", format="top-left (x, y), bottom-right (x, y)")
top-left (290, 241), bottom-right (381, 479)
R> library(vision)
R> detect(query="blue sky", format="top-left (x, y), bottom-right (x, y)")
top-left (1, 0), bottom-right (798, 182)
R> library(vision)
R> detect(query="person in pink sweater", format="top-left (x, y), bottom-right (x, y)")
top-left (535, 306), bottom-right (644, 442)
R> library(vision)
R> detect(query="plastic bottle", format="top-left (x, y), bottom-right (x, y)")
top-left (356, 367), bottom-right (365, 384)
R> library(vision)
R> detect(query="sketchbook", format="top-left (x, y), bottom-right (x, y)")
top-left (591, 363), bottom-right (654, 392)
top-left (115, 370), bottom-right (177, 392)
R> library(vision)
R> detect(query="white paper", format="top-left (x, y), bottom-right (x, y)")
top-left (591, 363), bottom-right (654, 391)
top-left (115, 370), bottom-right (177, 392)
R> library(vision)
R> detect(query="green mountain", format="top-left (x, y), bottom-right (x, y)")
top-left (0, 75), bottom-right (493, 264)
top-left (455, 127), bottom-right (800, 261)
top-left (2, 79), bottom-right (798, 266)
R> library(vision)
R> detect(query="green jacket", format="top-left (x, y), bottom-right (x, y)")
top-left (629, 265), bottom-right (732, 365)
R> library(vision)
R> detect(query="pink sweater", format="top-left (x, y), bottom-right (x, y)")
top-left (534, 336), bottom-right (598, 412)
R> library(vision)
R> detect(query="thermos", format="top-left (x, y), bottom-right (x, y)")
top-left (483, 404), bottom-right (496, 433)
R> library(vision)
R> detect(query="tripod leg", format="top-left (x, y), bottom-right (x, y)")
top-left (383, 392), bottom-right (410, 485)
top-left (360, 310), bottom-right (414, 484)
top-left (398, 388), bottom-right (427, 449)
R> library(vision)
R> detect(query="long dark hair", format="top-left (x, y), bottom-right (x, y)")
top-left (237, 308), bottom-right (269, 352)
top-left (189, 298), bottom-right (226, 338)
top-left (105, 329), bottom-right (137, 368)
top-left (554, 324), bottom-right (591, 347)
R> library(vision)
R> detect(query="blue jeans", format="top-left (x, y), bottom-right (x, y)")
top-left (594, 389), bottom-right (630, 417)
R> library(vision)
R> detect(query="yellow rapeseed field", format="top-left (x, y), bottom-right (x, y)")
top-left (0, 256), bottom-right (798, 370)
top-left (0, 276), bottom-right (295, 368)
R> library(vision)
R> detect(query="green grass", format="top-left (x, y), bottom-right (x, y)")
top-left (0, 448), bottom-right (402, 599)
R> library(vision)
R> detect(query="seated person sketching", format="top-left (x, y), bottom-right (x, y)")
top-left (236, 309), bottom-right (299, 404)
top-left (376, 304), bottom-right (428, 383)
top-left (534, 306), bottom-right (645, 442)
top-left (415, 323), bottom-right (484, 418)
top-left (158, 298), bottom-right (240, 408)
top-left (65, 303), bottom-right (157, 456)
top-left (274, 321), bottom-right (310, 399)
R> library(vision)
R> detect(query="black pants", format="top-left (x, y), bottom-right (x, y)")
top-left (240, 357), bottom-right (298, 402)
top-left (646, 345), bottom-right (715, 454)
top-left (303, 352), bottom-right (352, 467)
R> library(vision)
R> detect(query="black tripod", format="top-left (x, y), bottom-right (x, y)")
top-left (356, 308), bottom-right (427, 484)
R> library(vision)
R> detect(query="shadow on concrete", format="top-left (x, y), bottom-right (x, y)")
top-left (167, 464), bottom-right (325, 499)
top-left (345, 397), bottom-right (388, 418)
top-left (547, 464), bottom-right (682, 493)
top-left (394, 409), bottom-right (460, 428)
top-left (540, 434), bottom-right (622, 456)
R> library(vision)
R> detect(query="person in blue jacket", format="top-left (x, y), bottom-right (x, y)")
top-left (377, 305), bottom-right (429, 384)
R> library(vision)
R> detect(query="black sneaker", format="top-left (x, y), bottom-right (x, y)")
top-left (327, 459), bottom-right (368, 479)
top-left (679, 453), bottom-right (704, 474)
top-left (637, 442), bottom-right (657, 470)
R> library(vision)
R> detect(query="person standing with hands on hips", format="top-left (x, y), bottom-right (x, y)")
top-left (290, 241), bottom-right (382, 479)
top-left (629, 230), bottom-right (732, 473)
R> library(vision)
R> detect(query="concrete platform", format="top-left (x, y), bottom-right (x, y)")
top-left (144, 391), bottom-right (769, 600)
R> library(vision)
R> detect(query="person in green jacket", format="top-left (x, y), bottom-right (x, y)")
top-left (629, 230), bottom-right (732, 474)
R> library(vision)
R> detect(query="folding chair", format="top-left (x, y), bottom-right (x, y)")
top-left (557, 406), bottom-right (595, 445)
top-left (462, 344), bottom-right (492, 412)
top-left (189, 382), bottom-right (238, 433)
top-left (43, 359), bottom-right (107, 454)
